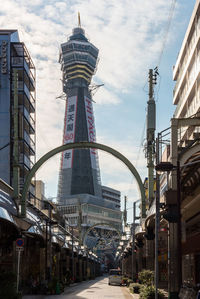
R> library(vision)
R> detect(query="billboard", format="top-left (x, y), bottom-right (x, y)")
top-left (84, 96), bottom-right (98, 170)
top-left (61, 96), bottom-right (77, 169)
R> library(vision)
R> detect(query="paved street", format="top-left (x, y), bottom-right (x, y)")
top-left (22, 276), bottom-right (134, 299)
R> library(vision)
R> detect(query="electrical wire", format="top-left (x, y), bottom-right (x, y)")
top-left (0, 143), bottom-right (10, 151)
top-left (135, 121), bottom-right (146, 168)
top-left (124, 120), bottom-right (146, 208)
top-left (142, 0), bottom-right (177, 94)
top-left (157, 0), bottom-right (177, 68)
top-left (127, 1), bottom-right (177, 213)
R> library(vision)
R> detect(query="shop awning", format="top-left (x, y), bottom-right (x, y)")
top-left (0, 206), bottom-right (16, 225)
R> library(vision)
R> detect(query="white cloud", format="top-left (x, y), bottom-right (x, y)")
top-left (0, 0), bottom-right (185, 196)
top-left (93, 87), bottom-right (121, 105)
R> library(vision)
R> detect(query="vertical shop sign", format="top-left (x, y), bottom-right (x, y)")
top-left (1, 40), bottom-right (8, 74)
top-left (84, 96), bottom-right (97, 169)
top-left (62, 96), bottom-right (77, 169)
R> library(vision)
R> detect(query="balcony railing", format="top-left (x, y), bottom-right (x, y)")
top-left (173, 19), bottom-right (200, 100)
top-left (19, 153), bottom-right (33, 169)
top-left (174, 56), bottom-right (200, 118)
top-left (13, 81), bottom-right (35, 108)
top-left (12, 57), bottom-right (35, 86)
top-left (23, 106), bottom-right (35, 129)
top-left (24, 130), bottom-right (35, 149)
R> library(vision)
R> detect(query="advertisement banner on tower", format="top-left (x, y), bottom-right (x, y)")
top-left (84, 96), bottom-right (97, 170)
top-left (61, 96), bottom-right (77, 169)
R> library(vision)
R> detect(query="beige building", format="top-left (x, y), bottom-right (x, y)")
top-left (35, 180), bottom-right (45, 201)
top-left (173, 0), bottom-right (200, 142)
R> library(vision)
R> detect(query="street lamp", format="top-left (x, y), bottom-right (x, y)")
top-left (67, 225), bottom-right (79, 282)
top-left (132, 200), bottom-right (140, 281)
top-left (42, 200), bottom-right (58, 281)
top-left (64, 220), bottom-right (78, 283)
top-left (155, 160), bottom-right (182, 298)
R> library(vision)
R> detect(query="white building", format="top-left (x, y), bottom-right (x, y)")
top-left (102, 185), bottom-right (121, 210)
top-left (173, 1), bottom-right (200, 142)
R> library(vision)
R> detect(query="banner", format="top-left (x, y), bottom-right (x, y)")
top-left (84, 96), bottom-right (98, 169)
top-left (61, 96), bottom-right (77, 169)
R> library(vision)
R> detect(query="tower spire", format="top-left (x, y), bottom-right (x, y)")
top-left (78, 12), bottom-right (81, 27)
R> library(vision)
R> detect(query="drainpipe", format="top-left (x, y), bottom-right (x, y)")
top-left (13, 69), bottom-right (20, 215)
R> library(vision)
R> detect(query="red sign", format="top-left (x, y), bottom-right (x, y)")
top-left (16, 238), bottom-right (24, 247)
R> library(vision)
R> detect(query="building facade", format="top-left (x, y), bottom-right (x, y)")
top-left (173, 1), bottom-right (200, 140)
top-left (102, 185), bottom-right (121, 210)
top-left (0, 30), bottom-right (36, 199)
top-left (173, 0), bottom-right (200, 285)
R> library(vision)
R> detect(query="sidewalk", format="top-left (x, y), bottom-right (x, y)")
top-left (23, 296), bottom-right (44, 299)
top-left (22, 280), bottom-right (96, 299)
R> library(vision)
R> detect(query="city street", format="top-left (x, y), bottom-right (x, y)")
top-left (2, 2), bottom-right (200, 298)
top-left (22, 276), bottom-right (134, 299)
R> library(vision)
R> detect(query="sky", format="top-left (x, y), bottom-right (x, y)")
top-left (0, 0), bottom-right (197, 222)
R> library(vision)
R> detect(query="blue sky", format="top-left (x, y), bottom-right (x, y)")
top-left (0, 0), bottom-right (197, 222)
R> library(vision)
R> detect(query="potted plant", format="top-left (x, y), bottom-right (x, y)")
top-left (130, 282), bottom-right (143, 294)
top-left (138, 270), bottom-right (154, 286)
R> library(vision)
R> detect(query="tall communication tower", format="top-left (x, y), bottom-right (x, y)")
top-left (57, 17), bottom-right (102, 204)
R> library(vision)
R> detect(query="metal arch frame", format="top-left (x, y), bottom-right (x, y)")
top-left (82, 222), bottom-right (121, 246)
top-left (20, 141), bottom-right (146, 218)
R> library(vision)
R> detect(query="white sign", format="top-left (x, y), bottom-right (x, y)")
top-left (16, 247), bottom-right (24, 251)
top-left (1, 40), bottom-right (8, 74)
top-left (84, 96), bottom-right (98, 170)
top-left (61, 96), bottom-right (77, 169)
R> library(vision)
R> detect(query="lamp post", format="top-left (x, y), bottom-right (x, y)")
top-left (43, 201), bottom-right (53, 281)
top-left (71, 225), bottom-right (74, 282)
top-left (155, 160), bottom-right (181, 298)
top-left (154, 134), bottom-right (162, 299)
top-left (154, 117), bottom-right (200, 298)
top-left (132, 200), bottom-right (140, 281)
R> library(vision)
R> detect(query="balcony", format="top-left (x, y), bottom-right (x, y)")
top-left (14, 81), bottom-right (35, 108)
top-left (19, 153), bottom-right (33, 170)
top-left (22, 107), bottom-right (35, 133)
top-left (11, 57), bottom-right (35, 87)
top-left (173, 56), bottom-right (200, 118)
top-left (173, 20), bottom-right (200, 104)
top-left (23, 130), bottom-right (35, 155)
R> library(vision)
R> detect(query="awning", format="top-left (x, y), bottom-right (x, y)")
top-left (0, 189), bottom-right (17, 215)
top-left (62, 242), bottom-right (69, 249)
top-left (27, 225), bottom-right (43, 236)
top-left (0, 206), bottom-right (17, 225)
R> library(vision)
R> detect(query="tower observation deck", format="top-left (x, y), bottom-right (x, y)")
top-left (57, 23), bottom-right (102, 204)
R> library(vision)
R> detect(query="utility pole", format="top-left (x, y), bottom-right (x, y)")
top-left (78, 200), bottom-right (82, 246)
top-left (123, 196), bottom-right (127, 227)
top-left (146, 68), bottom-right (158, 298)
top-left (146, 68), bottom-right (157, 205)
top-left (155, 134), bottom-right (160, 299)
top-left (71, 225), bottom-right (74, 282)
top-left (13, 69), bottom-right (20, 214)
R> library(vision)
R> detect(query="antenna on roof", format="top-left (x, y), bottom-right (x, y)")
top-left (78, 12), bottom-right (81, 27)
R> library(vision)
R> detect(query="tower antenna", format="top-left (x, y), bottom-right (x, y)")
top-left (78, 12), bottom-right (81, 27)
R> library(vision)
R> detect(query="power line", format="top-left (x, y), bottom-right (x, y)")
top-left (157, 0), bottom-right (177, 68)
top-left (142, 0), bottom-right (177, 93)
top-left (135, 121), bottom-right (146, 168)
top-left (0, 142), bottom-right (10, 151)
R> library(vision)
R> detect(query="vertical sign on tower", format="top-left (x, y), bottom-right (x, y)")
top-left (84, 96), bottom-right (97, 169)
top-left (61, 96), bottom-right (77, 169)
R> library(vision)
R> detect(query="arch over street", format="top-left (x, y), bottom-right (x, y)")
top-left (20, 142), bottom-right (146, 218)
top-left (82, 222), bottom-right (121, 246)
